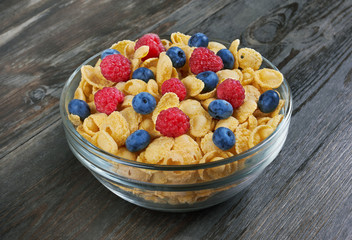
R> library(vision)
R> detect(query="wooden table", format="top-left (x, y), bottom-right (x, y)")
top-left (1, 0), bottom-right (351, 239)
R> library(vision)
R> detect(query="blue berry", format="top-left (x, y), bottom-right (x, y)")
top-left (216, 49), bottom-right (234, 69)
top-left (258, 90), bottom-right (280, 113)
top-left (166, 47), bottom-right (186, 68)
top-left (208, 100), bottom-right (233, 119)
top-left (212, 127), bottom-right (235, 150)
top-left (132, 92), bottom-right (156, 115)
top-left (132, 67), bottom-right (155, 82)
top-left (196, 71), bottom-right (219, 93)
top-left (68, 99), bottom-right (91, 120)
top-left (188, 33), bottom-right (209, 47)
top-left (101, 49), bottom-right (120, 60)
top-left (125, 130), bottom-right (151, 152)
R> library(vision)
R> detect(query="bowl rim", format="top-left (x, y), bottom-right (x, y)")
top-left (60, 48), bottom-right (292, 171)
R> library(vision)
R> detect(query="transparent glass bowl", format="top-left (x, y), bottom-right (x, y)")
top-left (60, 52), bottom-right (292, 212)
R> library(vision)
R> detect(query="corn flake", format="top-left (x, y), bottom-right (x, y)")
top-left (139, 118), bottom-right (161, 139)
top-left (208, 41), bottom-right (226, 53)
top-left (238, 48), bottom-right (262, 70)
top-left (124, 79), bottom-right (147, 95)
top-left (121, 95), bottom-right (134, 109)
top-left (156, 52), bottom-right (172, 86)
top-left (81, 65), bottom-right (114, 88)
top-left (134, 45), bottom-right (149, 59)
top-left (181, 75), bottom-right (204, 97)
top-left (101, 111), bottom-right (130, 146)
top-left (111, 40), bottom-right (134, 55)
top-left (248, 125), bottom-right (274, 148)
top-left (189, 113), bottom-right (212, 138)
top-left (267, 114), bottom-right (283, 128)
top-left (254, 68), bottom-right (283, 89)
top-left (215, 116), bottom-right (239, 132)
top-left (194, 88), bottom-right (216, 100)
top-left (241, 67), bottom-right (255, 85)
top-left (146, 79), bottom-right (160, 100)
top-left (200, 132), bottom-right (220, 154)
top-left (235, 127), bottom-right (252, 154)
top-left (145, 137), bottom-right (175, 164)
top-left (120, 107), bottom-right (142, 133)
top-left (68, 114), bottom-right (82, 126)
top-left (179, 99), bottom-right (205, 118)
top-left (152, 92), bottom-right (179, 123)
top-left (217, 69), bottom-right (242, 83)
top-left (229, 39), bottom-right (240, 69)
top-left (201, 98), bottom-right (216, 111)
top-left (94, 130), bottom-right (118, 155)
top-left (244, 85), bottom-right (261, 102)
top-left (233, 100), bottom-right (257, 123)
top-left (116, 147), bottom-right (137, 161)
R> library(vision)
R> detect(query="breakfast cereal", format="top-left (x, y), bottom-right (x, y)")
top-left (68, 32), bottom-right (286, 205)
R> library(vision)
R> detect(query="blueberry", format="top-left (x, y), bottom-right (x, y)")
top-left (188, 33), bottom-right (209, 47)
top-left (132, 92), bottom-right (156, 115)
top-left (216, 49), bottom-right (234, 69)
top-left (125, 130), bottom-right (151, 152)
top-left (132, 67), bottom-right (155, 83)
top-left (68, 99), bottom-right (91, 120)
top-left (212, 127), bottom-right (235, 150)
top-left (101, 49), bottom-right (120, 60)
top-left (166, 47), bottom-right (186, 68)
top-left (208, 100), bottom-right (233, 119)
top-left (258, 90), bottom-right (280, 113)
top-left (196, 71), bottom-right (219, 93)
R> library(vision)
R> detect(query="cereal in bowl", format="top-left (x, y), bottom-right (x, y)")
top-left (67, 32), bottom-right (286, 204)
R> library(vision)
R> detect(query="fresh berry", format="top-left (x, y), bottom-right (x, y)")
top-left (132, 67), bottom-right (155, 82)
top-left (166, 46), bottom-right (186, 68)
top-left (101, 49), bottom-right (120, 60)
top-left (161, 78), bottom-right (187, 101)
top-left (155, 107), bottom-right (190, 137)
top-left (217, 79), bottom-right (245, 109)
top-left (100, 54), bottom-right (131, 83)
top-left (196, 71), bottom-right (219, 93)
top-left (189, 47), bottom-right (223, 74)
top-left (258, 90), bottom-right (280, 113)
top-left (68, 99), bottom-right (91, 120)
top-left (132, 92), bottom-right (157, 115)
top-left (212, 127), bottom-right (236, 150)
top-left (188, 33), bottom-right (209, 47)
top-left (208, 100), bottom-right (233, 119)
top-left (94, 87), bottom-right (124, 115)
top-left (216, 49), bottom-right (234, 69)
top-left (134, 33), bottom-right (165, 60)
top-left (125, 130), bottom-right (151, 152)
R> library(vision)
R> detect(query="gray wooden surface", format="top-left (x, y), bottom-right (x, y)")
top-left (1, 0), bottom-right (351, 239)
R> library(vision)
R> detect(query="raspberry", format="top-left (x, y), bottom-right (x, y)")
top-left (217, 79), bottom-right (245, 109)
top-left (155, 107), bottom-right (190, 137)
top-left (189, 47), bottom-right (223, 74)
top-left (94, 87), bottom-right (124, 115)
top-left (161, 78), bottom-right (187, 101)
top-left (135, 33), bottom-right (165, 60)
top-left (100, 54), bottom-right (131, 83)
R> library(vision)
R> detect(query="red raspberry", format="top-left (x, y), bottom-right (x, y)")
top-left (94, 87), bottom-right (124, 115)
top-left (189, 47), bottom-right (223, 74)
top-left (217, 79), bottom-right (245, 109)
top-left (155, 107), bottom-right (190, 137)
top-left (161, 78), bottom-right (187, 101)
top-left (135, 33), bottom-right (165, 60)
top-left (100, 54), bottom-right (131, 83)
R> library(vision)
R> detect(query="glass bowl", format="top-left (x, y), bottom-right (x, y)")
top-left (60, 51), bottom-right (292, 212)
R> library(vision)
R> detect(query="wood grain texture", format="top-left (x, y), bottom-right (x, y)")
top-left (1, 0), bottom-right (351, 239)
